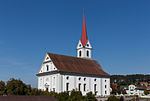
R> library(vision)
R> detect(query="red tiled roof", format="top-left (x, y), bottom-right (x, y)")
top-left (39, 53), bottom-right (109, 76)
top-left (135, 87), bottom-right (146, 90)
top-left (140, 82), bottom-right (148, 84)
top-left (0, 96), bottom-right (58, 101)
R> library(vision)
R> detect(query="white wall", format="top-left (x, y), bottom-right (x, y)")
top-left (38, 73), bottom-right (60, 92)
top-left (77, 40), bottom-right (92, 59)
top-left (126, 85), bottom-right (144, 96)
top-left (38, 73), bottom-right (110, 96)
top-left (39, 54), bottom-right (57, 73)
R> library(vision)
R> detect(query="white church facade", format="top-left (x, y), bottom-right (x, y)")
top-left (36, 11), bottom-right (110, 96)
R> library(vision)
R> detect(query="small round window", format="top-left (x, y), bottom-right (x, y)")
top-left (66, 76), bottom-right (69, 80)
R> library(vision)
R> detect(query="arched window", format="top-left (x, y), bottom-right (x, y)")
top-left (105, 90), bottom-right (107, 94)
top-left (87, 50), bottom-right (89, 57)
top-left (46, 65), bottom-right (49, 71)
top-left (84, 84), bottom-right (86, 91)
top-left (66, 83), bottom-right (69, 91)
top-left (94, 84), bottom-right (97, 95)
top-left (78, 83), bottom-right (81, 91)
top-left (79, 44), bottom-right (82, 47)
top-left (79, 51), bottom-right (82, 57)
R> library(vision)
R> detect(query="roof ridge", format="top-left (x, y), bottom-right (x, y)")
top-left (47, 52), bottom-right (95, 61)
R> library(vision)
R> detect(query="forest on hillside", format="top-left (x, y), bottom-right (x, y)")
top-left (111, 74), bottom-right (150, 86)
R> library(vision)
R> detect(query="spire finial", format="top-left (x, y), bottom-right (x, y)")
top-left (81, 8), bottom-right (88, 47)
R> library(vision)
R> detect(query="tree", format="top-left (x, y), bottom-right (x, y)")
top-left (0, 80), bottom-right (5, 95)
top-left (24, 84), bottom-right (32, 95)
top-left (69, 89), bottom-right (83, 101)
top-left (29, 88), bottom-right (43, 95)
top-left (57, 92), bottom-right (69, 101)
top-left (86, 92), bottom-right (96, 101)
top-left (107, 95), bottom-right (119, 101)
top-left (6, 78), bottom-right (31, 95)
top-left (144, 90), bottom-right (150, 95)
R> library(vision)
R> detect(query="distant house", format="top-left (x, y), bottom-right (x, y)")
top-left (0, 96), bottom-right (58, 101)
top-left (146, 87), bottom-right (150, 90)
top-left (140, 82), bottom-right (148, 87)
top-left (126, 85), bottom-right (145, 96)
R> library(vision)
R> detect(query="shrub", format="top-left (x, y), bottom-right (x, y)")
top-left (57, 92), bottom-right (69, 101)
top-left (6, 78), bottom-right (31, 95)
top-left (86, 92), bottom-right (96, 101)
top-left (0, 80), bottom-right (5, 95)
top-left (107, 95), bottom-right (119, 101)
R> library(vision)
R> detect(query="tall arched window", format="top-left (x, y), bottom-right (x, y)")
top-left (66, 83), bottom-right (69, 91)
top-left (46, 65), bottom-right (49, 71)
top-left (78, 83), bottom-right (81, 91)
top-left (94, 84), bottom-right (97, 95)
top-left (87, 50), bottom-right (89, 57)
top-left (79, 51), bottom-right (82, 57)
top-left (84, 84), bottom-right (86, 91)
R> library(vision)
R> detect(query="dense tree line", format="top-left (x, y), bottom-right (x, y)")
top-left (0, 78), bottom-right (96, 101)
top-left (111, 74), bottom-right (150, 85)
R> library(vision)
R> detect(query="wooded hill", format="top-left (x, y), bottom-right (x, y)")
top-left (110, 74), bottom-right (150, 85)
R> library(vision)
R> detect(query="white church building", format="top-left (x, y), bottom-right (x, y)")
top-left (36, 11), bottom-right (110, 96)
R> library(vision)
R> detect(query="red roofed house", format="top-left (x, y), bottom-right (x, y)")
top-left (140, 82), bottom-right (148, 87)
top-left (146, 87), bottom-right (150, 90)
top-left (126, 85), bottom-right (145, 96)
top-left (36, 10), bottom-right (110, 96)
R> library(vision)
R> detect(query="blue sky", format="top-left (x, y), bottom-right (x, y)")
top-left (0, 0), bottom-right (150, 87)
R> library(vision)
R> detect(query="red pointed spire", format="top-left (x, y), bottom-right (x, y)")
top-left (81, 8), bottom-right (88, 47)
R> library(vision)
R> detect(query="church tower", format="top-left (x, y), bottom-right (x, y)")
top-left (77, 9), bottom-right (92, 59)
